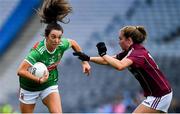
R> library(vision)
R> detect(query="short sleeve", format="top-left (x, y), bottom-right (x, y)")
top-left (116, 51), bottom-right (128, 60)
top-left (60, 38), bottom-right (71, 51)
top-left (25, 49), bottom-right (40, 65)
top-left (127, 51), bottom-right (145, 67)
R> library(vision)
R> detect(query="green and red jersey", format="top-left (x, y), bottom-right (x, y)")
top-left (20, 38), bottom-right (71, 91)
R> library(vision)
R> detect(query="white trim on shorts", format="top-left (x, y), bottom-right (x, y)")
top-left (142, 91), bottom-right (173, 112)
top-left (19, 85), bottom-right (59, 104)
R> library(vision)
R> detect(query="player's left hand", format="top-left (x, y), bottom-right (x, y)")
top-left (81, 61), bottom-right (91, 76)
top-left (96, 42), bottom-right (107, 56)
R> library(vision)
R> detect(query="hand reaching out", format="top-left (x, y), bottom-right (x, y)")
top-left (82, 61), bottom-right (91, 76)
top-left (96, 42), bottom-right (107, 56)
top-left (73, 52), bottom-right (91, 75)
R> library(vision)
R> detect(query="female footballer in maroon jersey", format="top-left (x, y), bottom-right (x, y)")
top-left (73, 26), bottom-right (172, 113)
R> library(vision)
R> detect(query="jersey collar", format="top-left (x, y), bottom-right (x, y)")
top-left (44, 39), bottom-right (57, 54)
top-left (132, 44), bottom-right (145, 50)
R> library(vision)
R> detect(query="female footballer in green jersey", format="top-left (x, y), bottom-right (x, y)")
top-left (17, 0), bottom-right (91, 113)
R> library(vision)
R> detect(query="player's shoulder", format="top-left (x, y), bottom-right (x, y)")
top-left (58, 37), bottom-right (70, 46)
top-left (32, 40), bottom-right (45, 54)
top-left (129, 47), bottom-right (147, 57)
top-left (61, 37), bottom-right (69, 42)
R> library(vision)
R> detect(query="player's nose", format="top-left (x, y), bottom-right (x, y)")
top-left (55, 38), bottom-right (60, 44)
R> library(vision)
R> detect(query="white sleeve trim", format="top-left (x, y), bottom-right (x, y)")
top-left (67, 39), bottom-right (72, 48)
top-left (24, 59), bottom-right (33, 66)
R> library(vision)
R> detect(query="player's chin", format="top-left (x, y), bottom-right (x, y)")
top-left (52, 44), bottom-right (58, 48)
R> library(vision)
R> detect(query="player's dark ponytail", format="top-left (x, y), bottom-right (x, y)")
top-left (37, 0), bottom-right (72, 24)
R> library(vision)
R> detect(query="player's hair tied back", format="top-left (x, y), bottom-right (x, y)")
top-left (37, 0), bottom-right (72, 24)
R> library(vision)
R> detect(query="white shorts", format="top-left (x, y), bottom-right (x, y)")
top-left (142, 91), bottom-right (173, 112)
top-left (19, 85), bottom-right (59, 104)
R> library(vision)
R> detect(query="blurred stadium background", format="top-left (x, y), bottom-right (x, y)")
top-left (0, 0), bottom-right (180, 113)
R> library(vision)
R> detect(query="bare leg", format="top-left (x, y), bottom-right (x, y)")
top-left (133, 104), bottom-right (164, 113)
top-left (42, 92), bottom-right (62, 113)
top-left (20, 102), bottom-right (35, 114)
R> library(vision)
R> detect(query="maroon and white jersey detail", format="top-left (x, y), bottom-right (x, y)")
top-left (116, 44), bottom-right (171, 97)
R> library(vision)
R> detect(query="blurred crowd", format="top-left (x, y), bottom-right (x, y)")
top-left (95, 90), bottom-right (142, 113)
top-left (0, 90), bottom-right (180, 113)
top-left (95, 90), bottom-right (180, 113)
top-left (0, 104), bottom-right (17, 113)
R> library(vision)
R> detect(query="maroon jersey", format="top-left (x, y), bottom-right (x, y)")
top-left (116, 44), bottom-right (171, 97)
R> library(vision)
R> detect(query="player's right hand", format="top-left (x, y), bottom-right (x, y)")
top-left (73, 52), bottom-right (90, 61)
top-left (39, 71), bottom-right (49, 84)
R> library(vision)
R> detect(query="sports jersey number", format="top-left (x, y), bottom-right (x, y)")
top-left (148, 53), bottom-right (159, 69)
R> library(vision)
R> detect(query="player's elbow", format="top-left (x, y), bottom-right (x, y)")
top-left (17, 69), bottom-right (24, 77)
top-left (17, 70), bottom-right (21, 77)
top-left (115, 66), bottom-right (125, 71)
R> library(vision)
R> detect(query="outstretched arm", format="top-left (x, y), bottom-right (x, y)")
top-left (102, 55), bottom-right (133, 71)
top-left (90, 56), bottom-right (108, 65)
top-left (69, 39), bottom-right (82, 52)
top-left (69, 39), bottom-right (91, 75)
top-left (96, 42), bottom-right (133, 70)
top-left (73, 52), bottom-right (109, 65)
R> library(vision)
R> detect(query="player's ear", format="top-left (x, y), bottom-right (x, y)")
top-left (45, 33), bottom-right (50, 39)
top-left (127, 37), bottom-right (133, 44)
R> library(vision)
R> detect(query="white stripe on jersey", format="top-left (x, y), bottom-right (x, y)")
top-left (142, 56), bottom-right (171, 92)
top-left (38, 46), bottom-right (45, 54)
top-left (24, 59), bottom-right (33, 66)
top-left (124, 48), bottom-right (134, 58)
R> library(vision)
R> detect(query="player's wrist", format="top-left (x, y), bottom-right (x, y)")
top-left (99, 52), bottom-right (106, 57)
top-left (73, 52), bottom-right (90, 61)
top-left (81, 60), bottom-right (89, 65)
top-left (38, 77), bottom-right (43, 84)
